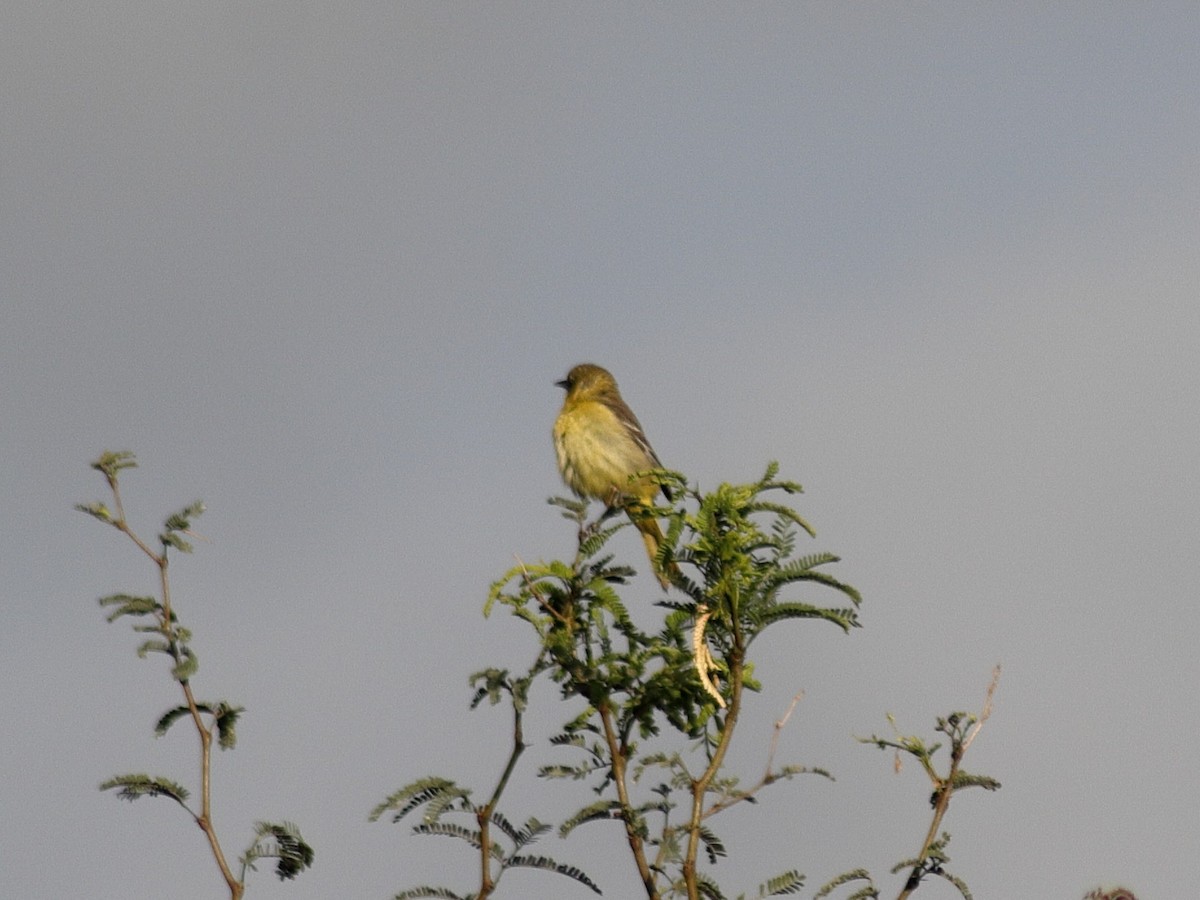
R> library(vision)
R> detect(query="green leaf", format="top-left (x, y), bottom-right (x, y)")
top-left (163, 501), bottom-right (206, 534)
top-left (411, 822), bottom-right (484, 850)
top-left (696, 870), bottom-right (727, 899)
top-left (538, 761), bottom-right (603, 781)
top-left (100, 774), bottom-right (189, 806)
top-left (160, 531), bottom-right (194, 553)
top-left (513, 817), bottom-right (551, 850)
top-left (488, 810), bottom-right (519, 844)
top-left (757, 869), bottom-right (805, 896)
top-left (699, 824), bottom-right (727, 864)
top-left (98, 594), bottom-right (160, 622)
top-left (90, 450), bottom-right (138, 478)
top-left (949, 771), bottom-right (1002, 793)
top-left (558, 800), bottom-right (622, 837)
top-left (212, 702), bottom-right (243, 750)
top-left (393, 888), bottom-right (468, 900)
top-left (75, 502), bottom-right (114, 523)
top-left (242, 820), bottom-right (314, 881)
top-left (504, 855), bottom-right (601, 895)
top-left (813, 869), bottom-right (876, 900)
top-left (369, 777), bottom-right (471, 824)
top-left (154, 706), bottom-right (193, 738)
top-left (135, 638), bottom-right (171, 658)
top-left (468, 668), bottom-right (511, 709)
top-left (171, 645), bottom-right (199, 681)
top-left (749, 602), bottom-right (860, 634)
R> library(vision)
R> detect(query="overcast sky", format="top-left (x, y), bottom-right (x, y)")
top-left (4, 4), bottom-right (1198, 899)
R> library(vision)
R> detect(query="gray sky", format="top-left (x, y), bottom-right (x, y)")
top-left (4, 4), bottom-right (1198, 898)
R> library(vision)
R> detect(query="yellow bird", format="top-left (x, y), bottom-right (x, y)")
top-left (553, 363), bottom-right (675, 589)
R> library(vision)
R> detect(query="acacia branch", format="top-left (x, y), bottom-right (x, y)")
top-left (475, 675), bottom-right (530, 900)
top-left (598, 700), bottom-right (659, 900)
top-left (99, 465), bottom-right (243, 900)
top-left (896, 667), bottom-right (999, 900)
top-left (701, 690), bottom-right (805, 820)
top-left (682, 636), bottom-right (746, 900)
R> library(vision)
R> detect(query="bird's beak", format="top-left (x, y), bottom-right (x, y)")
top-left (555, 378), bottom-right (569, 390)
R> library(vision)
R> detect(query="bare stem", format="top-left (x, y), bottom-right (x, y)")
top-left (598, 702), bottom-right (659, 900)
top-left (701, 690), bottom-right (804, 820)
top-left (476, 678), bottom-right (529, 900)
top-left (895, 748), bottom-right (958, 900)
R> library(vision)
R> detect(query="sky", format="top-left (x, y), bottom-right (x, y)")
top-left (3, 3), bottom-right (1198, 898)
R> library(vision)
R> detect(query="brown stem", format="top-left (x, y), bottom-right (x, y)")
top-left (113, 493), bottom-right (243, 900)
top-left (475, 675), bottom-right (530, 900)
top-left (598, 702), bottom-right (659, 900)
top-left (897, 669), bottom-right (998, 900)
top-left (682, 642), bottom-right (745, 900)
top-left (896, 743), bottom-right (960, 900)
top-left (699, 691), bottom-right (804, 820)
top-left (183, 678), bottom-right (243, 899)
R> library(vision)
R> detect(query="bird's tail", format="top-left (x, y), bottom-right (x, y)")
top-left (632, 510), bottom-right (680, 591)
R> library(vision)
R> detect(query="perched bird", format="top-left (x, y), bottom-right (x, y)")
top-left (553, 363), bottom-right (675, 589)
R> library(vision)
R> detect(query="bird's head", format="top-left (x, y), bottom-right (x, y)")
top-left (556, 363), bottom-right (618, 399)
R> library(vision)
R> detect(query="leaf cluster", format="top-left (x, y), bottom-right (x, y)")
top-left (370, 777), bottom-right (600, 898)
top-left (241, 821), bottom-right (316, 883)
top-left (467, 465), bottom-right (864, 898)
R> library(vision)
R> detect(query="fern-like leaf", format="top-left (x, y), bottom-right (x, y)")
top-left (100, 774), bottom-right (189, 807)
top-left (757, 869), bottom-right (804, 896)
top-left (749, 602), bottom-right (860, 634)
top-left (171, 645), bottom-right (199, 681)
top-left (488, 810), bottom-right (519, 844)
top-left (744, 501), bottom-right (816, 538)
top-left (549, 731), bottom-right (588, 748)
top-left (469, 668), bottom-right (511, 709)
top-left (933, 869), bottom-right (973, 900)
top-left (513, 817), bottom-right (551, 850)
top-left (98, 593), bottom-right (160, 621)
top-left (154, 705), bottom-right (193, 737)
top-left (699, 825), bottom-right (727, 864)
top-left (242, 820), bottom-right (314, 881)
top-left (393, 886), bottom-right (468, 899)
top-left (411, 822), bottom-right (484, 850)
top-left (949, 771), bottom-right (1001, 793)
top-left (369, 777), bottom-right (471, 823)
top-left (539, 762), bottom-right (603, 781)
top-left (696, 869), bottom-right (727, 899)
top-left (504, 855), bottom-right (601, 895)
top-left (775, 763), bottom-right (834, 782)
top-left (579, 520), bottom-right (627, 558)
top-left (160, 501), bottom-right (206, 553)
top-left (212, 702), bottom-right (242, 749)
top-left (135, 637), bottom-right (171, 658)
top-left (76, 501), bottom-right (115, 523)
top-left (558, 799), bottom-right (622, 837)
top-left (813, 869), bottom-right (876, 899)
top-left (90, 450), bottom-right (138, 477)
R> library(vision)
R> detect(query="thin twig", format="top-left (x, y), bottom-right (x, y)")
top-left (961, 665), bottom-right (1000, 753)
top-left (699, 690), bottom-right (804, 821)
top-left (514, 554), bottom-right (569, 625)
top-left (767, 691), bottom-right (805, 774)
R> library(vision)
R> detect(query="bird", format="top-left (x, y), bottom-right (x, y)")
top-left (553, 363), bottom-right (675, 589)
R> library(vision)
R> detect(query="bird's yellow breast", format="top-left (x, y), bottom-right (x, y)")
top-left (553, 399), bottom-right (656, 502)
